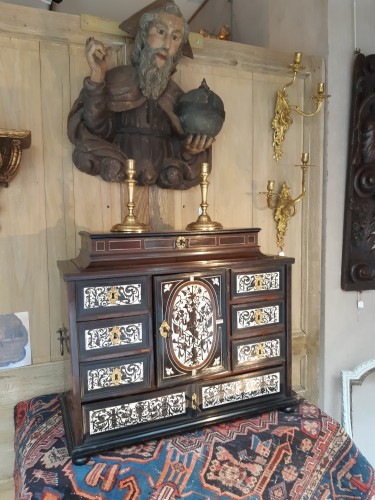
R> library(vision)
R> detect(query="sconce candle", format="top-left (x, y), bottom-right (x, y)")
top-left (294, 52), bottom-right (302, 64)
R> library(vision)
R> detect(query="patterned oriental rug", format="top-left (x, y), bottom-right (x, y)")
top-left (14, 393), bottom-right (375, 499)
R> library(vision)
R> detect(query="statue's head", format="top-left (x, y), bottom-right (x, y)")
top-left (131, 2), bottom-right (190, 99)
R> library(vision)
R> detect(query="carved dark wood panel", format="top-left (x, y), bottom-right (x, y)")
top-left (342, 53), bottom-right (375, 290)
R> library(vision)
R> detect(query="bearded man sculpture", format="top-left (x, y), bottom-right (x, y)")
top-left (67, 1), bottom-right (214, 189)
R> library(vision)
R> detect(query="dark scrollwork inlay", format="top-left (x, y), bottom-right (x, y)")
top-left (171, 282), bottom-right (215, 369)
top-left (89, 392), bottom-right (186, 434)
top-left (83, 284), bottom-right (142, 309)
top-left (342, 52), bottom-right (375, 290)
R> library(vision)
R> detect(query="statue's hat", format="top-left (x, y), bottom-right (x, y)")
top-left (119, 0), bottom-right (193, 59)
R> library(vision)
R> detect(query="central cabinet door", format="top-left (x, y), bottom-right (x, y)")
top-left (154, 270), bottom-right (228, 387)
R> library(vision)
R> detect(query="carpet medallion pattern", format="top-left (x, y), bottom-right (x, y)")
top-left (14, 393), bottom-right (375, 499)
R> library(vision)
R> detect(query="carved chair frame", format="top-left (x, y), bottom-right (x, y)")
top-left (341, 358), bottom-right (375, 438)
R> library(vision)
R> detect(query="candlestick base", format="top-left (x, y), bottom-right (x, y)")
top-left (186, 215), bottom-right (223, 232)
top-left (111, 217), bottom-right (150, 233)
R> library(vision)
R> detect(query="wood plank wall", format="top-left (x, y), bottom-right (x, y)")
top-left (0, 2), bottom-right (324, 490)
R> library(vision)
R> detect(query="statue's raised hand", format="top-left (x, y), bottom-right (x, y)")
top-left (85, 37), bottom-right (113, 83)
top-left (183, 134), bottom-right (215, 155)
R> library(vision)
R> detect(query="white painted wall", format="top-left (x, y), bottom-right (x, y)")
top-left (232, 0), bottom-right (375, 468)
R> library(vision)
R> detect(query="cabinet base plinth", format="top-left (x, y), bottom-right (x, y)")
top-left (61, 392), bottom-right (299, 465)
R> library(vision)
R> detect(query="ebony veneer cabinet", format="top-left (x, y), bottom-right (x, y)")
top-left (58, 228), bottom-right (297, 464)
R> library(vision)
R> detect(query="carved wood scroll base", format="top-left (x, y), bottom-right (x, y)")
top-left (341, 53), bottom-right (375, 291)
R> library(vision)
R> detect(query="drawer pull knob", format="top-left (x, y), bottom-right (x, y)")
top-left (159, 320), bottom-right (171, 338)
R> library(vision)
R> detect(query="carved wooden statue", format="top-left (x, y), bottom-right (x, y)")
top-left (67, 0), bottom-right (217, 190)
top-left (342, 53), bottom-right (375, 290)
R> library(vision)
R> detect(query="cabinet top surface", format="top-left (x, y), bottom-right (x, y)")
top-left (58, 228), bottom-right (294, 276)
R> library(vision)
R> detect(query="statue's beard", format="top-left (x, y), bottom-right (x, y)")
top-left (137, 46), bottom-right (174, 99)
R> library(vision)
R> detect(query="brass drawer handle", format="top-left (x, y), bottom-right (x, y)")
top-left (109, 326), bottom-right (121, 345)
top-left (192, 393), bottom-right (198, 410)
top-left (255, 274), bottom-right (264, 290)
top-left (176, 236), bottom-right (187, 250)
top-left (107, 286), bottom-right (119, 305)
top-left (255, 343), bottom-right (266, 358)
top-left (254, 309), bottom-right (264, 325)
top-left (159, 320), bottom-right (171, 338)
top-left (111, 367), bottom-right (122, 385)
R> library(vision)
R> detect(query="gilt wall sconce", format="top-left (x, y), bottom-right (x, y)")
top-left (0, 128), bottom-right (31, 188)
top-left (271, 52), bottom-right (329, 162)
top-left (260, 152), bottom-right (311, 254)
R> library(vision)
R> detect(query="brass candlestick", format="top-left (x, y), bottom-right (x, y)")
top-left (111, 159), bottom-right (150, 233)
top-left (186, 162), bottom-right (223, 231)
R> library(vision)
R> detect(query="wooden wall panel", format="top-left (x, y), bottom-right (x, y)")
top-left (0, 36), bottom-right (51, 363)
top-left (40, 41), bottom-right (72, 360)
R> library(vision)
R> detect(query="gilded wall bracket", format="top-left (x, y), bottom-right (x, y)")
top-left (271, 52), bottom-right (329, 162)
top-left (0, 128), bottom-right (31, 188)
top-left (260, 152), bottom-right (311, 253)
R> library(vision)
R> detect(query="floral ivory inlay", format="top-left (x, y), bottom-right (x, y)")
top-left (87, 362), bottom-right (144, 390)
top-left (202, 372), bottom-right (280, 409)
top-left (89, 392), bottom-right (186, 434)
top-left (237, 339), bottom-right (280, 364)
top-left (237, 305), bottom-right (279, 328)
top-left (83, 284), bottom-right (142, 309)
top-left (85, 323), bottom-right (142, 350)
top-left (236, 272), bottom-right (280, 293)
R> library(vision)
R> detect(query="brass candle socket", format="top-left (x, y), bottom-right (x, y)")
top-left (186, 162), bottom-right (223, 231)
top-left (271, 52), bottom-right (330, 162)
top-left (261, 152), bottom-right (310, 253)
top-left (110, 159), bottom-right (150, 233)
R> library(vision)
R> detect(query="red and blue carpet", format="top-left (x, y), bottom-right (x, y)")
top-left (14, 393), bottom-right (375, 499)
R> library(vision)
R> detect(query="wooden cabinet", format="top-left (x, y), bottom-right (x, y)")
top-left (58, 228), bottom-right (297, 464)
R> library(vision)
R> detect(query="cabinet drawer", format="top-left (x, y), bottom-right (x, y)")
top-left (83, 386), bottom-right (192, 438)
top-left (81, 353), bottom-right (152, 400)
top-left (78, 315), bottom-right (151, 360)
top-left (198, 367), bottom-right (285, 413)
top-left (76, 276), bottom-right (149, 319)
top-left (231, 267), bottom-right (284, 300)
top-left (232, 333), bottom-right (285, 371)
top-left (231, 300), bottom-right (284, 335)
